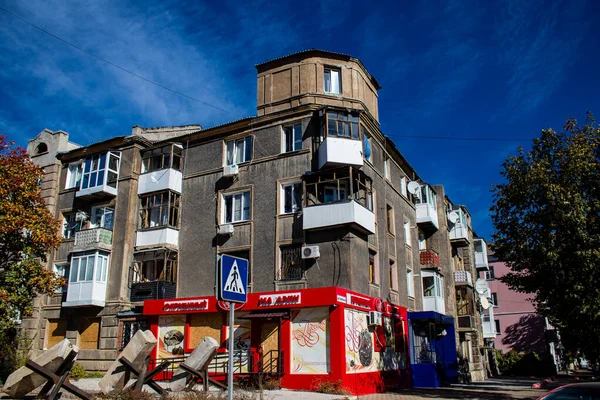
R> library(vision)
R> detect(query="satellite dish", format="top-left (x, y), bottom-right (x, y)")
top-left (448, 211), bottom-right (460, 224)
top-left (480, 296), bottom-right (490, 310)
top-left (407, 181), bottom-right (421, 195)
top-left (475, 279), bottom-right (489, 295)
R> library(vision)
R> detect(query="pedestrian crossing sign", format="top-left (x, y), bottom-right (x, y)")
top-left (219, 254), bottom-right (248, 303)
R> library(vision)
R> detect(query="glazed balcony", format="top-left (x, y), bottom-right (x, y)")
top-left (136, 228), bottom-right (179, 248)
top-left (139, 144), bottom-right (183, 195)
top-left (419, 249), bottom-right (440, 269)
top-left (448, 208), bottom-right (470, 246)
top-left (474, 238), bottom-right (489, 271)
top-left (303, 167), bottom-right (374, 234)
top-left (72, 228), bottom-right (113, 253)
top-left (138, 169), bottom-right (182, 195)
top-left (76, 151), bottom-right (120, 200)
top-left (63, 251), bottom-right (109, 308)
top-left (415, 184), bottom-right (439, 232)
top-left (453, 270), bottom-right (472, 286)
top-left (316, 110), bottom-right (363, 170)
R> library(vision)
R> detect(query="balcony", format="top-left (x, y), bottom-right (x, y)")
top-left (138, 169), bottom-right (182, 195)
top-left (448, 208), bottom-right (469, 246)
top-left (130, 281), bottom-right (176, 302)
top-left (422, 271), bottom-right (445, 314)
top-left (72, 228), bottom-right (113, 253)
top-left (317, 136), bottom-right (364, 170)
top-left (482, 320), bottom-right (496, 339)
top-left (136, 228), bottom-right (179, 248)
top-left (474, 238), bottom-right (489, 271)
top-left (303, 167), bottom-right (374, 234)
top-left (453, 270), bottom-right (472, 286)
top-left (415, 185), bottom-right (439, 232)
top-left (76, 151), bottom-right (120, 200)
top-left (63, 251), bottom-right (109, 307)
top-left (419, 249), bottom-right (440, 269)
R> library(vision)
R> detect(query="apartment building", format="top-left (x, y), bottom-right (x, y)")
top-left (24, 49), bottom-right (490, 393)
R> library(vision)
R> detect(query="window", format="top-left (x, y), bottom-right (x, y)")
top-left (400, 177), bottom-right (407, 197)
top-left (404, 220), bottom-right (411, 246)
top-left (226, 136), bottom-right (253, 166)
top-left (223, 190), bottom-right (251, 223)
top-left (491, 292), bottom-right (498, 307)
top-left (281, 182), bottom-right (302, 214)
top-left (132, 251), bottom-right (177, 283)
top-left (36, 142), bottom-right (48, 154)
top-left (142, 144), bottom-right (183, 173)
top-left (369, 249), bottom-right (378, 284)
top-left (363, 134), bottom-right (372, 162)
top-left (279, 245), bottom-right (303, 281)
top-left (139, 191), bottom-right (180, 229)
top-left (283, 124), bottom-right (302, 153)
top-left (79, 318), bottom-right (100, 350)
top-left (62, 213), bottom-right (81, 239)
top-left (407, 267), bottom-right (414, 297)
top-left (81, 152), bottom-right (120, 190)
top-left (324, 67), bottom-right (341, 94)
top-left (389, 259), bottom-right (398, 291)
top-left (423, 273), bottom-right (444, 297)
top-left (485, 265), bottom-right (495, 280)
top-left (91, 205), bottom-right (114, 230)
top-left (46, 319), bottom-right (67, 349)
top-left (384, 159), bottom-right (390, 179)
top-left (53, 264), bottom-right (69, 293)
top-left (70, 252), bottom-right (109, 283)
top-left (495, 319), bottom-right (501, 334)
top-left (66, 163), bottom-right (82, 189)
top-left (418, 232), bottom-right (426, 250)
top-left (325, 111), bottom-right (359, 139)
top-left (120, 319), bottom-right (149, 351)
top-left (386, 205), bottom-right (394, 234)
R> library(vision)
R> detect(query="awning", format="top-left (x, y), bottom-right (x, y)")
top-left (408, 311), bottom-right (454, 326)
top-left (238, 311), bottom-right (289, 319)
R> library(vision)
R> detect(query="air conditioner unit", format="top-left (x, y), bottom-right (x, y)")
top-left (223, 164), bottom-right (239, 177)
top-left (218, 224), bottom-right (234, 235)
top-left (368, 311), bottom-right (382, 326)
top-left (301, 245), bottom-right (320, 259)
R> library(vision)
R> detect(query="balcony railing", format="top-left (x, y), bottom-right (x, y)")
top-left (130, 281), bottom-right (176, 302)
top-left (73, 228), bottom-right (113, 253)
top-left (415, 184), bottom-right (439, 232)
top-left (138, 168), bottom-right (182, 195)
top-left (454, 270), bottom-right (472, 286)
top-left (419, 249), bottom-right (440, 268)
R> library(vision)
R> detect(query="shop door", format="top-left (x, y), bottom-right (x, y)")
top-left (259, 321), bottom-right (279, 374)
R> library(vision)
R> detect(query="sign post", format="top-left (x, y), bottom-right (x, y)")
top-left (218, 255), bottom-right (248, 400)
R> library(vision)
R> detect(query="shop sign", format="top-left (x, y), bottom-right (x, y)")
top-left (346, 293), bottom-right (371, 310)
top-left (258, 293), bottom-right (301, 307)
top-left (337, 295), bottom-right (347, 303)
top-left (163, 299), bottom-right (209, 313)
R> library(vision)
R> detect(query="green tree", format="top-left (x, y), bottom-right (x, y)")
top-left (0, 134), bottom-right (63, 378)
top-left (491, 113), bottom-right (600, 365)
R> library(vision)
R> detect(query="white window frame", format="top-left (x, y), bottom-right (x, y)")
top-left (70, 252), bottom-right (109, 284)
top-left (53, 263), bottom-right (69, 293)
top-left (225, 136), bottom-right (253, 166)
top-left (407, 267), bottom-right (414, 298)
top-left (418, 232), bottom-right (426, 250)
top-left (81, 152), bottom-right (121, 190)
top-left (400, 176), bottom-right (407, 197)
top-left (384, 158), bottom-right (391, 180)
top-left (282, 123), bottom-right (302, 153)
top-left (324, 67), bottom-right (341, 94)
top-left (91, 205), bottom-right (114, 230)
top-left (280, 182), bottom-right (302, 214)
top-left (65, 163), bottom-right (82, 189)
top-left (222, 190), bottom-right (251, 223)
top-left (422, 271), bottom-right (444, 298)
top-left (404, 220), bottom-right (411, 246)
top-left (62, 213), bottom-right (80, 239)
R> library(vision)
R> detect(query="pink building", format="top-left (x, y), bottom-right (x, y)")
top-left (484, 256), bottom-right (548, 355)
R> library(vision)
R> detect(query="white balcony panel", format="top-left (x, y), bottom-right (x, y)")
top-left (449, 223), bottom-right (469, 243)
top-left (482, 321), bottom-right (496, 338)
top-left (416, 203), bottom-right (439, 230)
top-left (423, 296), bottom-right (445, 314)
top-left (136, 228), bottom-right (179, 247)
top-left (317, 137), bottom-right (364, 169)
top-left (474, 238), bottom-right (489, 270)
top-left (303, 201), bottom-right (374, 234)
top-left (138, 169), bottom-right (182, 195)
top-left (63, 281), bottom-right (106, 307)
top-left (76, 184), bottom-right (117, 198)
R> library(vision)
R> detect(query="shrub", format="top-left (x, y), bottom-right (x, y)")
top-left (314, 379), bottom-right (347, 395)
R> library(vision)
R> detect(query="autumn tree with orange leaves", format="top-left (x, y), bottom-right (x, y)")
top-left (0, 134), bottom-right (63, 377)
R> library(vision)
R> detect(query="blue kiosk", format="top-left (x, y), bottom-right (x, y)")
top-left (408, 311), bottom-right (458, 387)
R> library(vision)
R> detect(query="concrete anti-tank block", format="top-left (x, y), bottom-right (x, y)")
top-left (2, 339), bottom-right (78, 398)
top-left (170, 337), bottom-right (219, 392)
top-left (98, 330), bottom-right (157, 394)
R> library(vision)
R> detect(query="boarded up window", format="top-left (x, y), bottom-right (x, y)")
top-left (47, 319), bottom-right (67, 348)
top-left (79, 318), bottom-right (101, 349)
top-left (189, 314), bottom-right (222, 349)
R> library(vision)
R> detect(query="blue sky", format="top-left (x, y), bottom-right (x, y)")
top-left (0, 0), bottom-right (598, 240)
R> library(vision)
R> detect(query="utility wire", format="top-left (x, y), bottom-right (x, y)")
top-left (0, 118), bottom-right (16, 129)
top-left (0, 6), bottom-right (232, 115)
top-left (393, 135), bottom-right (528, 142)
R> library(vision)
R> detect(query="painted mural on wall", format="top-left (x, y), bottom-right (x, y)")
top-left (158, 315), bottom-right (186, 358)
top-left (291, 307), bottom-right (330, 374)
top-left (344, 308), bottom-right (376, 373)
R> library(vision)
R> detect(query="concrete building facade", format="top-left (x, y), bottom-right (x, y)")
top-left (24, 49), bottom-right (492, 392)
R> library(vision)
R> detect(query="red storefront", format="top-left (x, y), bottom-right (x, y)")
top-left (143, 286), bottom-right (410, 395)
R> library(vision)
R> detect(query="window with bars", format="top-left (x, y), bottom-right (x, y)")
top-left (139, 191), bottom-right (180, 229)
top-left (142, 144), bottom-right (183, 173)
top-left (132, 251), bottom-right (178, 283)
top-left (279, 245), bottom-right (304, 281)
top-left (120, 319), bottom-right (149, 351)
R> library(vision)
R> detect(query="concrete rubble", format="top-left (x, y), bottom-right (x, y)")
top-left (170, 336), bottom-right (219, 391)
top-left (98, 329), bottom-right (157, 394)
top-left (1, 339), bottom-right (78, 398)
